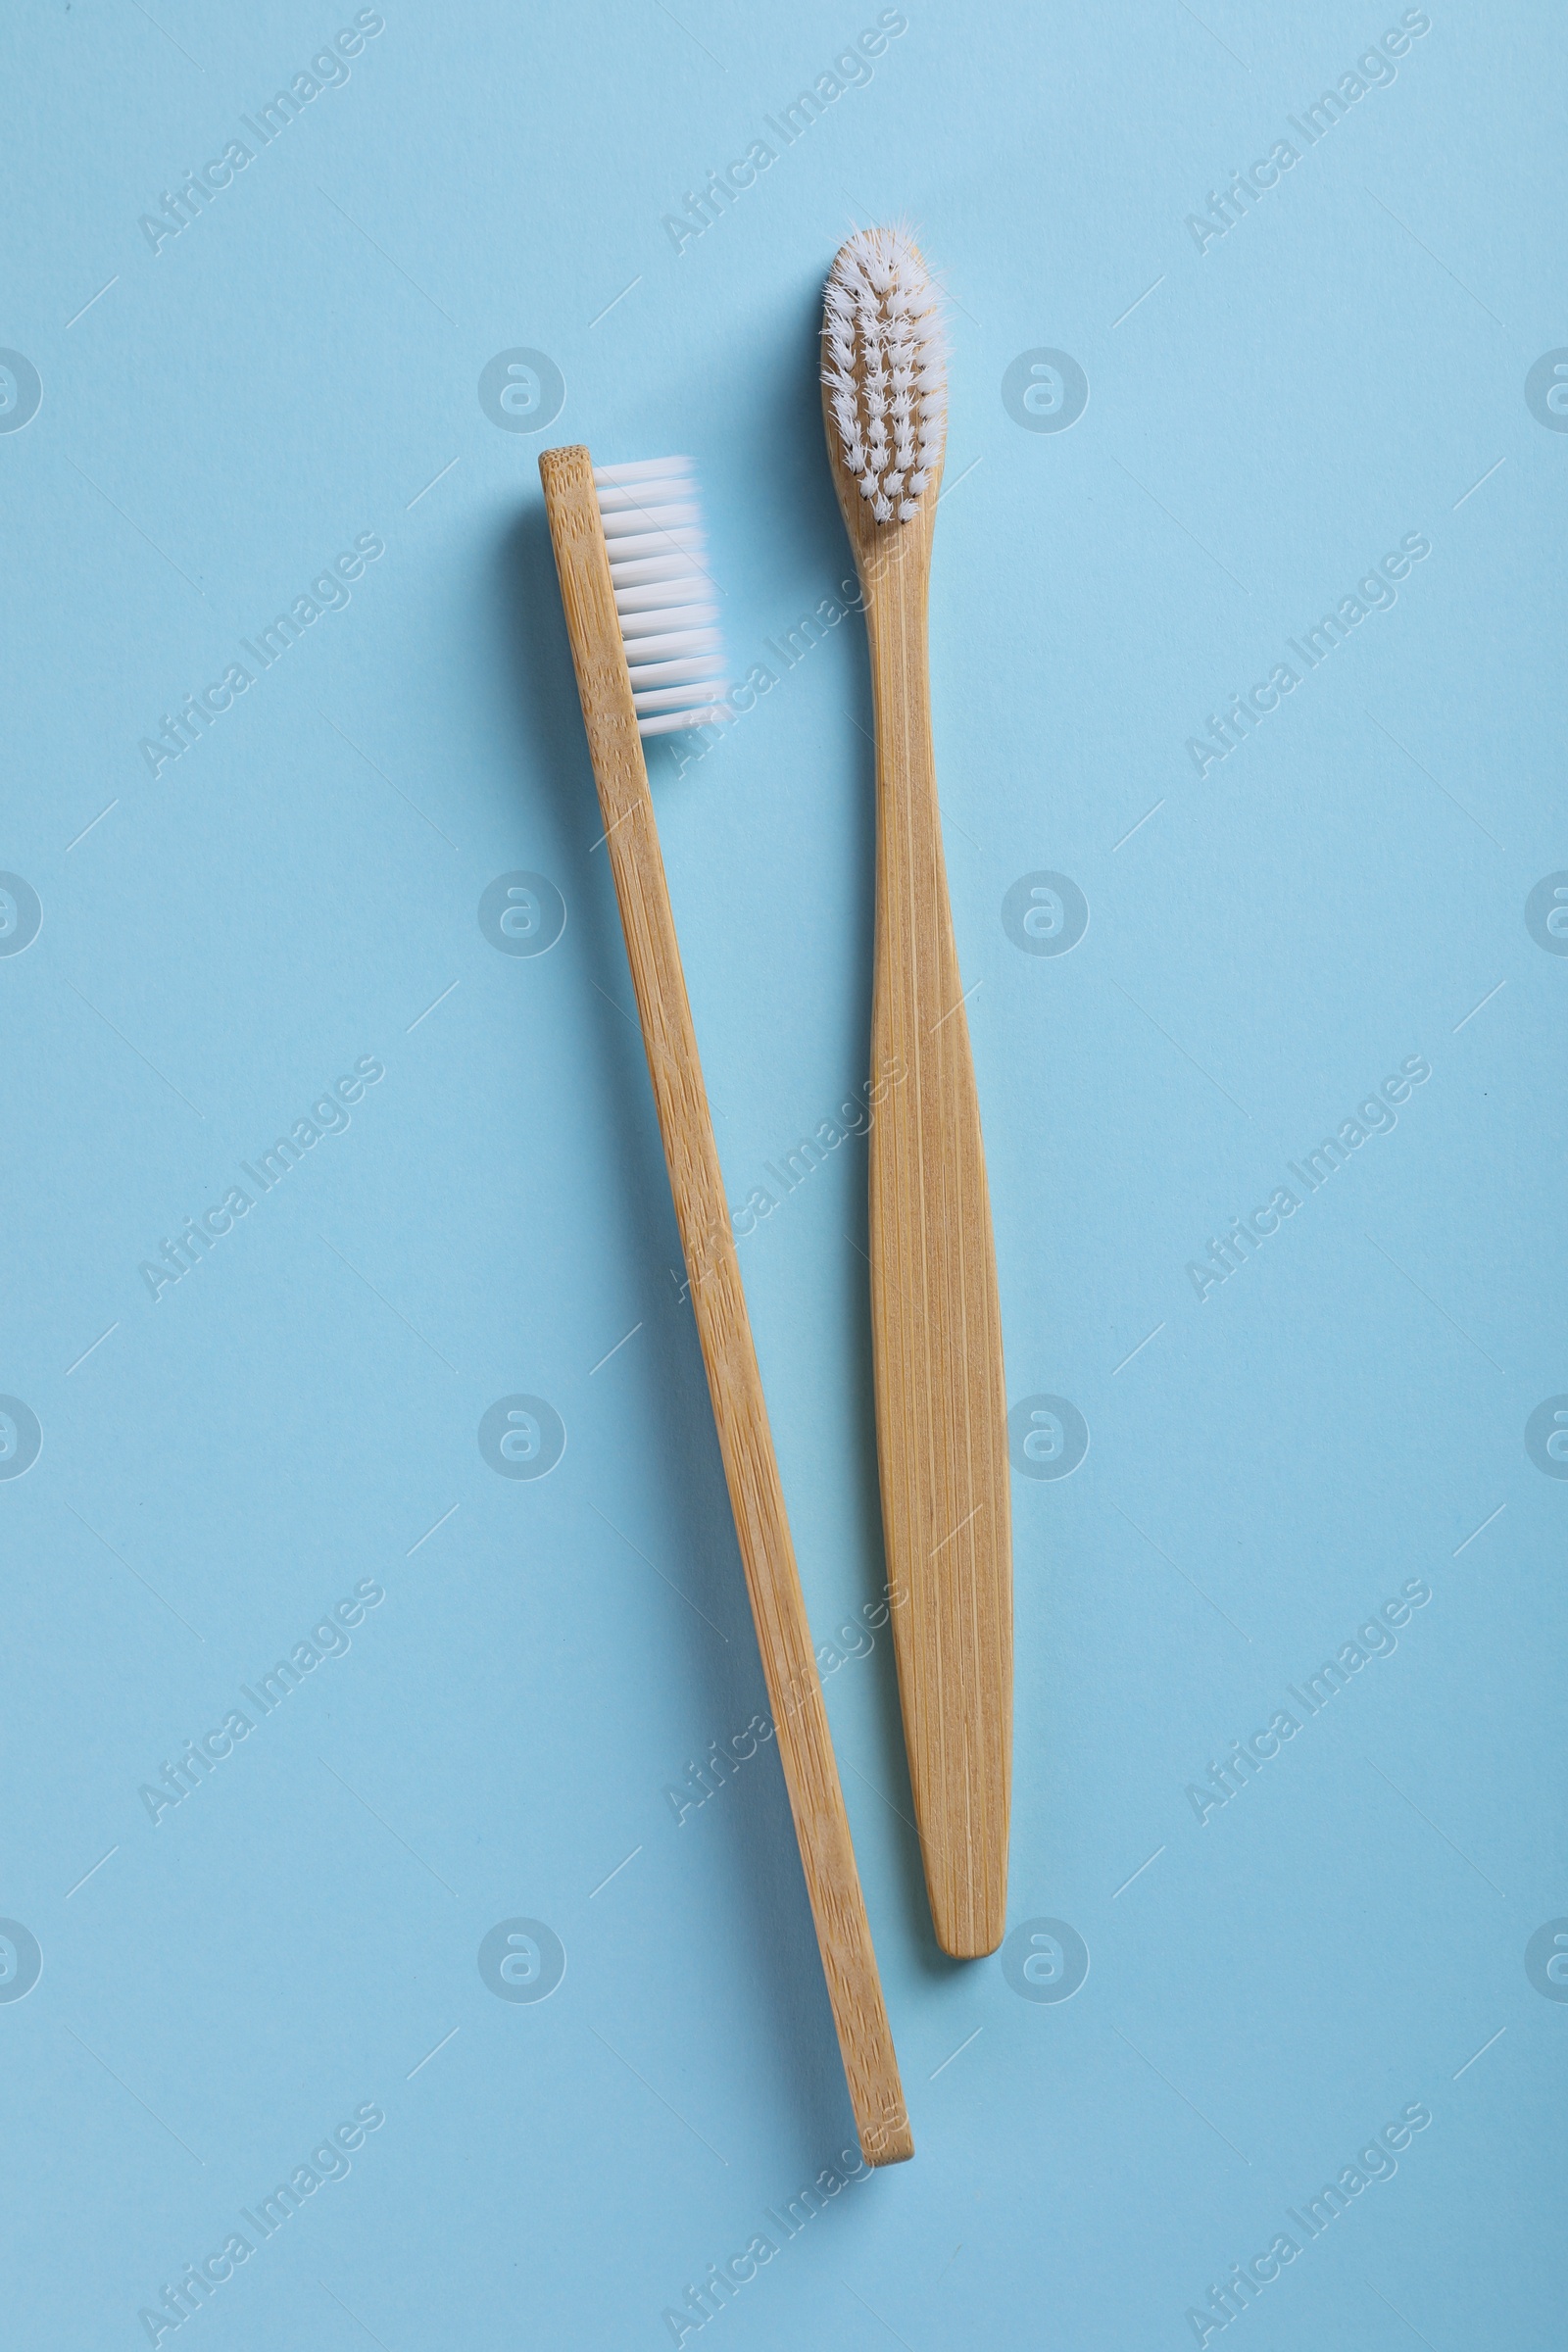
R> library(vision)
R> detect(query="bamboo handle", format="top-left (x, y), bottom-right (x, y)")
top-left (864, 546), bottom-right (1012, 1960)
top-left (539, 444), bottom-right (911, 2165)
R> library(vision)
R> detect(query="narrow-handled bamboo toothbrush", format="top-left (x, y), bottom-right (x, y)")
top-left (820, 228), bottom-right (1012, 1960)
top-left (539, 443), bottom-right (912, 2164)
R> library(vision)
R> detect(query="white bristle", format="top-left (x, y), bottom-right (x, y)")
top-left (595, 457), bottom-right (728, 737)
top-left (631, 680), bottom-right (727, 712)
top-left (821, 228), bottom-right (947, 526)
top-left (614, 575), bottom-right (710, 614)
top-left (624, 628), bottom-right (722, 665)
top-left (638, 706), bottom-right (730, 737)
top-left (618, 603), bottom-right (719, 639)
top-left (593, 455), bottom-right (693, 484)
top-left (597, 484), bottom-right (692, 514)
top-left (602, 525), bottom-right (707, 564)
top-left (599, 502), bottom-right (701, 538)
top-left (609, 552), bottom-right (708, 590)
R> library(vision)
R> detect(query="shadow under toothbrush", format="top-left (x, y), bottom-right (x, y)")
top-left (493, 494), bottom-right (864, 2169)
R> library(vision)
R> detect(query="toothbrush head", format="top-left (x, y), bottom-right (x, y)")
top-left (822, 227), bottom-right (948, 527)
top-left (591, 455), bottom-right (729, 736)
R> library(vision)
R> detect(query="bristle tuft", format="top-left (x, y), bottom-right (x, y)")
top-left (822, 227), bottom-right (947, 525)
top-left (594, 458), bottom-right (729, 738)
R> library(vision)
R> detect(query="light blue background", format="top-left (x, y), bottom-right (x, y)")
top-left (1, 2), bottom-right (1562, 2344)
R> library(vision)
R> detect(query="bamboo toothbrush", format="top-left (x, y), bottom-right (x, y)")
top-left (539, 444), bottom-right (911, 2165)
top-left (820, 228), bottom-right (1012, 1960)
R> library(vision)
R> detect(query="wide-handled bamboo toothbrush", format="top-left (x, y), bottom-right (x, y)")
top-left (539, 444), bottom-right (911, 2164)
top-left (820, 228), bottom-right (1012, 1960)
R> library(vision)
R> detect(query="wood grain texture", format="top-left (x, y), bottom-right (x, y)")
top-left (539, 443), bottom-right (912, 2164)
top-left (822, 308), bottom-right (1013, 1961)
